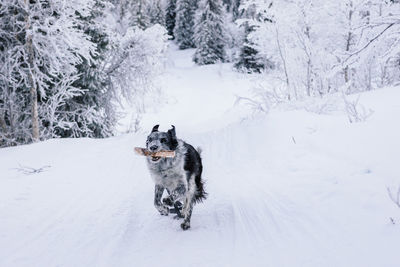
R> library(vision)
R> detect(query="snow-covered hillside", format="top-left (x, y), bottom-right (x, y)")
top-left (1, 46), bottom-right (400, 267)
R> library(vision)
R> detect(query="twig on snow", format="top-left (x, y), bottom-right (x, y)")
top-left (13, 164), bottom-right (51, 175)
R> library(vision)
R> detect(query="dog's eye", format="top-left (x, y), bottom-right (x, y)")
top-left (160, 138), bottom-right (167, 143)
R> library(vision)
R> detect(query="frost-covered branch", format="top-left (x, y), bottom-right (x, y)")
top-left (342, 92), bottom-right (374, 123)
top-left (344, 23), bottom-right (395, 64)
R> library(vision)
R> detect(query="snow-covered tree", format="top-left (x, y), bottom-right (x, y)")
top-left (343, 0), bottom-right (400, 88)
top-left (104, 4), bottom-right (169, 131)
top-left (223, 0), bottom-right (241, 20)
top-left (148, 0), bottom-right (166, 26)
top-left (59, 0), bottom-right (114, 138)
top-left (235, 0), bottom-right (274, 72)
top-left (130, 0), bottom-right (151, 29)
top-left (193, 0), bottom-right (226, 65)
top-left (234, 0), bottom-right (400, 105)
top-left (0, 0), bottom-right (95, 144)
top-left (0, 0), bottom-right (169, 147)
top-left (174, 0), bottom-right (197, 49)
top-left (105, 25), bottom-right (168, 108)
top-left (235, 22), bottom-right (265, 72)
top-left (165, 0), bottom-right (177, 38)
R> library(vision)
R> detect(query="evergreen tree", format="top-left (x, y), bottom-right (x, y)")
top-left (223, 0), bottom-right (241, 19)
top-left (234, 1), bottom-right (273, 73)
top-left (59, 0), bottom-right (114, 138)
top-left (149, 0), bottom-right (165, 26)
top-left (165, 0), bottom-right (177, 39)
top-left (193, 0), bottom-right (226, 65)
top-left (130, 0), bottom-right (151, 29)
top-left (0, 0), bottom-right (96, 144)
top-left (0, 2), bottom-right (31, 146)
top-left (0, 0), bottom-right (169, 147)
top-left (174, 0), bottom-right (197, 49)
top-left (235, 22), bottom-right (264, 73)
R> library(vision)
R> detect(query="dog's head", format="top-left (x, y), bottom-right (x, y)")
top-left (146, 124), bottom-right (178, 163)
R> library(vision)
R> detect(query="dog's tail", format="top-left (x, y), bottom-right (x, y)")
top-left (194, 175), bottom-right (207, 203)
top-left (194, 146), bottom-right (207, 203)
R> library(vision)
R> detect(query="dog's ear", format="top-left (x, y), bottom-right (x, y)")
top-left (151, 124), bottom-right (159, 133)
top-left (168, 125), bottom-right (178, 150)
top-left (167, 125), bottom-right (176, 137)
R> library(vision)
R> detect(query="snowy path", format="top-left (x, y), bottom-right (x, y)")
top-left (1, 46), bottom-right (400, 267)
top-left (122, 44), bottom-right (254, 134)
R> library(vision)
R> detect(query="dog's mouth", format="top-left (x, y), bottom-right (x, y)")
top-left (151, 156), bottom-right (161, 162)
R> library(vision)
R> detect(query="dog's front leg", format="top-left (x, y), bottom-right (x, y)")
top-left (180, 176), bottom-right (194, 230)
top-left (181, 197), bottom-right (194, 230)
top-left (154, 184), bottom-right (169, 216)
top-left (168, 184), bottom-right (186, 218)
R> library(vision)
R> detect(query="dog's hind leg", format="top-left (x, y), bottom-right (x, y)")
top-left (154, 185), bottom-right (169, 216)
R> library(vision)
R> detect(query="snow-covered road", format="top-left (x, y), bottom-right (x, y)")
top-left (1, 46), bottom-right (400, 267)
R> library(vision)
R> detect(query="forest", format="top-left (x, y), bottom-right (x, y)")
top-left (1, 0), bottom-right (399, 147)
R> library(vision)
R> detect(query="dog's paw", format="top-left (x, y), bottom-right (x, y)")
top-left (174, 201), bottom-right (183, 209)
top-left (159, 210), bottom-right (169, 216)
top-left (157, 205), bottom-right (169, 216)
top-left (180, 221), bottom-right (190, 230)
top-left (162, 197), bottom-right (174, 207)
top-left (159, 209), bottom-right (169, 216)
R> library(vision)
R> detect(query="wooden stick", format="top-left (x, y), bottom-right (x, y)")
top-left (134, 147), bottom-right (176, 158)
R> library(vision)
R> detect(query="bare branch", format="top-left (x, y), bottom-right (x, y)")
top-left (13, 164), bottom-right (51, 175)
top-left (344, 23), bottom-right (395, 65)
top-left (342, 93), bottom-right (374, 123)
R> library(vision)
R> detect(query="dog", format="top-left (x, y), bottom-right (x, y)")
top-left (145, 124), bottom-right (207, 230)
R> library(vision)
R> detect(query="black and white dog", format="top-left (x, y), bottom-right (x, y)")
top-left (145, 125), bottom-right (207, 230)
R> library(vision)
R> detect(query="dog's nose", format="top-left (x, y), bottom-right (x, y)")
top-left (149, 145), bottom-right (158, 152)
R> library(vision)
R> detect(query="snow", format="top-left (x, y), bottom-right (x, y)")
top-left (119, 44), bottom-right (255, 133)
top-left (1, 46), bottom-right (400, 267)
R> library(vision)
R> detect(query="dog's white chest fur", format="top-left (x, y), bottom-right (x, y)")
top-left (147, 140), bottom-right (187, 191)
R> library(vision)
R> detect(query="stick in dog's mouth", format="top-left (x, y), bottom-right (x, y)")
top-left (134, 147), bottom-right (176, 159)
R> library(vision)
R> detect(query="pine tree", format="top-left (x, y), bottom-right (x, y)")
top-left (0, 0), bottom-right (169, 147)
top-left (234, 0), bottom-right (274, 73)
top-left (165, 0), bottom-right (177, 39)
top-left (0, 1), bottom-right (32, 146)
top-left (0, 0), bottom-right (96, 145)
top-left (193, 0), bottom-right (226, 65)
top-left (223, 0), bottom-right (241, 19)
top-left (130, 0), bottom-right (151, 29)
top-left (174, 0), bottom-right (197, 49)
top-left (235, 22), bottom-right (264, 73)
top-left (149, 0), bottom-right (165, 26)
top-left (59, 0), bottom-right (114, 138)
